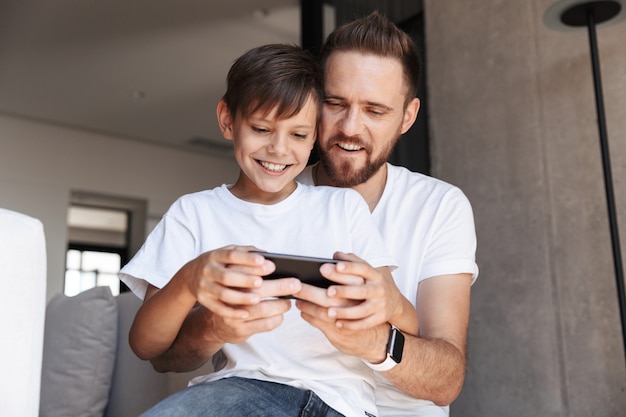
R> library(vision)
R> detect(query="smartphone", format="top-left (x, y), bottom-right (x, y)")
top-left (251, 251), bottom-right (339, 289)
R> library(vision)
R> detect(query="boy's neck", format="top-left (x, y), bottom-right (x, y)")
top-left (229, 173), bottom-right (298, 205)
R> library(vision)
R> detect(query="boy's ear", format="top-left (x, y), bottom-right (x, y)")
top-left (217, 99), bottom-right (234, 140)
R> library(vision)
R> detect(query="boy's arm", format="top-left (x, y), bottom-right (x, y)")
top-left (139, 287), bottom-right (221, 372)
top-left (128, 252), bottom-right (231, 362)
top-left (128, 246), bottom-right (303, 372)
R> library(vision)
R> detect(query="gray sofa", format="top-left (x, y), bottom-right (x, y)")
top-left (40, 286), bottom-right (213, 417)
top-left (0, 207), bottom-right (209, 417)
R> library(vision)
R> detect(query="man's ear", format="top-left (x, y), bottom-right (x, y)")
top-left (217, 99), bottom-right (234, 140)
top-left (401, 98), bottom-right (420, 135)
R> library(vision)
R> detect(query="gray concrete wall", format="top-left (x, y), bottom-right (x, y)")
top-left (424, 1), bottom-right (626, 416)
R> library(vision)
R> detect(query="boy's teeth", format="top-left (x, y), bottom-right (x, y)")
top-left (338, 143), bottom-right (362, 151)
top-left (260, 161), bottom-right (287, 172)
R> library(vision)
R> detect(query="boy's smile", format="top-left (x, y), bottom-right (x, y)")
top-left (218, 95), bottom-right (318, 204)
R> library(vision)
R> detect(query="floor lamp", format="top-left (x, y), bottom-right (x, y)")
top-left (544, 0), bottom-right (626, 365)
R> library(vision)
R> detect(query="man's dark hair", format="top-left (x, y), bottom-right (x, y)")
top-left (319, 11), bottom-right (420, 102)
top-left (223, 44), bottom-right (323, 121)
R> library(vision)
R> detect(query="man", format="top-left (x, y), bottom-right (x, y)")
top-left (131, 11), bottom-right (477, 417)
top-left (294, 12), bottom-right (478, 416)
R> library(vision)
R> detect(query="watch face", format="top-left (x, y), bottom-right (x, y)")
top-left (389, 328), bottom-right (405, 363)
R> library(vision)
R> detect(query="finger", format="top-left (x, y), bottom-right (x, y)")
top-left (244, 298), bottom-right (293, 319)
top-left (221, 313), bottom-right (287, 342)
top-left (329, 260), bottom-right (382, 284)
top-left (328, 282), bottom-right (383, 300)
top-left (199, 296), bottom-right (251, 319)
top-left (319, 263), bottom-right (365, 286)
top-left (217, 247), bottom-right (273, 272)
top-left (332, 251), bottom-right (362, 262)
top-left (335, 315), bottom-right (382, 331)
top-left (296, 283), bottom-right (351, 307)
top-left (198, 279), bottom-right (262, 306)
top-left (255, 278), bottom-right (302, 299)
top-left (295, 299), bottom-right (335, 323)
top-left (205, 266), bottom-right (263, 291)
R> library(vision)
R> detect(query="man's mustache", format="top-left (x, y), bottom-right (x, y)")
top-left (326, 134), bottom-right (370, 152)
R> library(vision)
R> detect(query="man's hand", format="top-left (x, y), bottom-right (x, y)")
top-left (295, 252), bottom-right (416, 333)
top-left (294, 252), bottom-right (417, 362)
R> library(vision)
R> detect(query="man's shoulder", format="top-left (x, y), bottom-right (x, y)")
top-left (387, 164), bottom-right (458, 193)
top-left (384, 164), bottom-right (470, 210)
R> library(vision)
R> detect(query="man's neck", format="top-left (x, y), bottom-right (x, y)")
top-left (315, 163), bottom-right (387, 212)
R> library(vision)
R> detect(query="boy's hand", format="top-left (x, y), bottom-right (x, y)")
top-left (185, 245), bottom-right (302, 319)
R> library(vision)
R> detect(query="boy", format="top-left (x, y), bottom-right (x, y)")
top-left (120, 44), bottom-right (417, 417)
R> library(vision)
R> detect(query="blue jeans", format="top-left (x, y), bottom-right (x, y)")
top-left (139, 377), bottom-right (346, 417)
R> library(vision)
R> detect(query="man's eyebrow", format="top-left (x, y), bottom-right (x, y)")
top-left (324, 95), bottom-right (394, 112)
top-left (365, 101), bottom-right (393, 112)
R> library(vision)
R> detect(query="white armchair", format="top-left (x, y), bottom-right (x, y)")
top-left (0, 208), bottom-right (47, 417)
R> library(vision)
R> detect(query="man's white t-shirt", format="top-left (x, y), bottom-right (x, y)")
top-left (120, 182), bottom-right (396, 417)
top-left (298, 163), bottom-right (479, 417)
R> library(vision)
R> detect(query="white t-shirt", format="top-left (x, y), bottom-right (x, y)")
top-left (298, 163), bottom-right (479, 417)
top-left (120, 182), bottom-right (396, 417)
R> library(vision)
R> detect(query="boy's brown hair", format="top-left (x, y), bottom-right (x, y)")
top-left (222, 44), bottom-right (323, 122)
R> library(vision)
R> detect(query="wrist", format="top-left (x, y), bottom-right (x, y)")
top-left (366, 323), bottom-right (390, 363)
top-left (363, 324), bottom-right (405, 371)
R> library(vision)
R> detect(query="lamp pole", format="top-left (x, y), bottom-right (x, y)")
top-left (550, 0), bottom-right (626, 365)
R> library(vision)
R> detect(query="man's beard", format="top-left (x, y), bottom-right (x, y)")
top-left (318, 131), bottom-right (400, 187)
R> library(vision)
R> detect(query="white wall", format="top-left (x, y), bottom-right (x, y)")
top-left (0, 114), bottom-right (240, 301)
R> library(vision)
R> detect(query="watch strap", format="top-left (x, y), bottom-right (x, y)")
top-left (363, 354), bottom-right (399, 371)
top-left (362, 324), bottom-right (404, 371)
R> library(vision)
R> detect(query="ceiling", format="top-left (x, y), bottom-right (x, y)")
top-left (0, 0), bottom-right (315, 155)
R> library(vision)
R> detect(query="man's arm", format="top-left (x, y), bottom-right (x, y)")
top-left (297, 272), bottom-right (471, 406)
top-left (379, 273), bottom-right (471, 405)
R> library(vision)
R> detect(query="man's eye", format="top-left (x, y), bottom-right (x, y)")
top-left (324, 101), bottom-right (342, 107)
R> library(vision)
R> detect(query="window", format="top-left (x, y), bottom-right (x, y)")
top-left (65, 248), bottom-right (123, 296)
top-left (65, 192), bottom-right (146, 296)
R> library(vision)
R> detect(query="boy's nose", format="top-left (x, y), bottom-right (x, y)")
top-left (268, 133), bottom-right (288, 154)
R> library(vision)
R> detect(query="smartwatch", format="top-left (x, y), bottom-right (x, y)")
top-left (363, 324), bottom-right (405, 372)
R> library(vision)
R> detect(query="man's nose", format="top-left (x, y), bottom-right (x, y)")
top-left (337, 107), bottom-right (364, 137)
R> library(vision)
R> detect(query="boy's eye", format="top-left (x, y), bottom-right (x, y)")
top-left (252, 126), bottom-right (269, 133)
top-left (293, 133), bottom-right (309, 140)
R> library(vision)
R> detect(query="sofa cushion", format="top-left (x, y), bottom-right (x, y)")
top-left (104, 291), bottom-right (169, 417)
top-left (40, 286), bottom-right (118, 417)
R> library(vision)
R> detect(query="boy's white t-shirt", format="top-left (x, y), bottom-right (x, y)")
top-left (298, 163), bottom-right (479, 417)
top-left (120, 182), bottom-right (396, 417)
